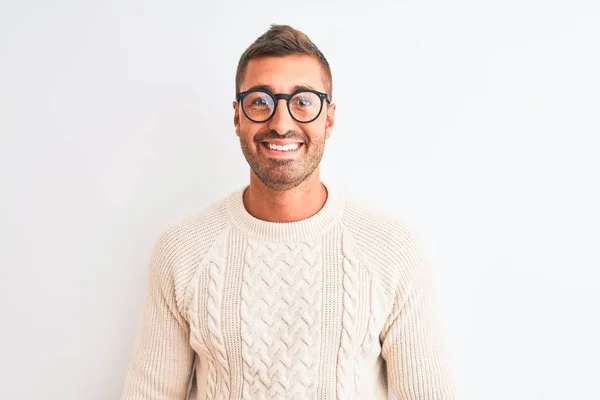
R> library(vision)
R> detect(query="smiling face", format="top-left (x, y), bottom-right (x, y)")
top-left (234, 54), bottom-right (336, 191)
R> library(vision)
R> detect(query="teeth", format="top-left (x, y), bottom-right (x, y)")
top-left (267, 143), bottom-right (300, 151)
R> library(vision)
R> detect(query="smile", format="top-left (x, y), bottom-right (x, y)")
top-left (261, 142), bottom-right (304, 153)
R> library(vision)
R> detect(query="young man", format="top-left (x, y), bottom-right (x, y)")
top-left (122, 24), bottom-right (456, 400)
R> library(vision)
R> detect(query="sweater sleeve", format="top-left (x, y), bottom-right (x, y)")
top-left (380, 230), bottom-right (457, 400)
top-left (121, 233), bottom-right (195, 399)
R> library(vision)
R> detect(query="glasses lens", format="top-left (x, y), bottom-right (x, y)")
top-left (289, 91), bottom-right (322, 122)
top-left (242, 91), bottom-right (275, 121)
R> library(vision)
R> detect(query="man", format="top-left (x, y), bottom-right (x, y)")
top-left (122, 24), bottom-right (456, 400)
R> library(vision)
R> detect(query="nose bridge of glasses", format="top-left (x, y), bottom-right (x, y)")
top-left (272, 93), bottom-right (293, 107)
top-left (270, 94), bottom-right (294, 124)
top-left (273, 93), bottom-right (292, 100)
top-left (270, 93), bottom-right (293, 115)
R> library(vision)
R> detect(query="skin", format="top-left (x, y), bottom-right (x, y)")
top-left (233, 54), bottom-right (336, 223)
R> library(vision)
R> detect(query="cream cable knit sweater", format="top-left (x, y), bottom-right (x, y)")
top-left (121, 182), bottom-right (456, 400)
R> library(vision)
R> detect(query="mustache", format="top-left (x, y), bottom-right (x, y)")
top-left (255, 130), bottom-right (307, 143)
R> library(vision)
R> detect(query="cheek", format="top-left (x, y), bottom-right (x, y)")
top-left (304, 121), bottom-right (328, 142)
top-left (239, 121), bottom-right (263, 142)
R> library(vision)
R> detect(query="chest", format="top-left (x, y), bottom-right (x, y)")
top-left (184, 233), bottom-right (388, 397)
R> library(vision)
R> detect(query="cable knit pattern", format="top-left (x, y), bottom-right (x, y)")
top-left (206, 357), bottom-right (217, 398)
top-left (356, 267), bottom-right (389, 361)
top-left (358, 294), bottom-right (378, 359)
top-left (241, 238), bottom-right (322, 399)
top-left (337, 231), bottom-right (360, 399)
top-left (207, 237), bottom-right (230, 398)
top-left (121, 182), bottom-right (457, 400)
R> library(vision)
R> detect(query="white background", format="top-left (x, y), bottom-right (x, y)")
top-left (1, 0), bottom-right (599, 399)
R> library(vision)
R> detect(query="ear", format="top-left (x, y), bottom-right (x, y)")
top-left (325, 102), bottom-right (336, 139)
top-left (233, 101), bottom-right (240, 137)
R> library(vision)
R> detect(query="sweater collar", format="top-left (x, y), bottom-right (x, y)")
top-left (226, 181), bottom-right (345, 242)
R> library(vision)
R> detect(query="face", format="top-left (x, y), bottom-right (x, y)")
top-left (233, 54), bottom-right (336, 191)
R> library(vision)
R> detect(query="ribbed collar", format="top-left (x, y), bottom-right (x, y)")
top-left (226, 181), bottom-right (346, 242)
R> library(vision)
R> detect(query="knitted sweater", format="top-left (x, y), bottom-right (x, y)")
top-left (121, 182), bottom-right (456, 400)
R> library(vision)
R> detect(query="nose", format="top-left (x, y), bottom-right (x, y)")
top-left (268, 98), bottom-right (296, 135)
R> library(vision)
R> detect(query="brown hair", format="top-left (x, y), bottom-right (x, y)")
top-left (235, 24), bottom-right (333, 97)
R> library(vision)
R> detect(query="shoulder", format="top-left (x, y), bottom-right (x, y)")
top-left (149, 190), bottom-right (234, 295)
top-left (340, 194), bottom-right (431, 296)
top-left (341, 195), bottom-right (424, 259)
top-left (342, 196), bottom-right (419, 243)
top-left (146, 190), bottom-right (237, 314)
top-left (154, 193), bottom-right (231, 260)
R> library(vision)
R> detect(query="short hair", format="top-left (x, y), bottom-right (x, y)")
top-left (235, 24), bottom-right (333, 97)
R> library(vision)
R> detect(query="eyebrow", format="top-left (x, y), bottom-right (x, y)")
top-left (242, 84), bottom-right (320, 93)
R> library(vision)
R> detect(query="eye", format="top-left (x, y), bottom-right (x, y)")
top-left (244, 92), bottom-right (273, 110)
top-left (293, 96), bottom-right (312, 107)
top-left (252, 97), bottom-right (269, 106)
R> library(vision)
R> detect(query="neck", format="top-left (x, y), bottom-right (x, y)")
top-left (243, 171), bottom-right (327, 223)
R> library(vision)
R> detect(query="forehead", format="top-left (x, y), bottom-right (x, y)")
top-left (241, 54), bottom-right (327, 93)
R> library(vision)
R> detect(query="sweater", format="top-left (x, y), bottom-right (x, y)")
top-left (121, 181), bottom-right (456, 400)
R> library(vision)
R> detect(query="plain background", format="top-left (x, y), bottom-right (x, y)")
top-left (1, 0), bottom-right (599, 399)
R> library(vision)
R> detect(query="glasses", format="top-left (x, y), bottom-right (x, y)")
top-left (236, 88), bottom-right (331, 123)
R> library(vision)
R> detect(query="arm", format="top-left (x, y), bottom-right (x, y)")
top-left (380, 231), bottom-right (456, 400)
top-left (121, 233), bottom-right (195, 399)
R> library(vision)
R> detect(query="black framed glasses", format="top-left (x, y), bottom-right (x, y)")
top-left (236, 88), bottom-right (331, 124)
